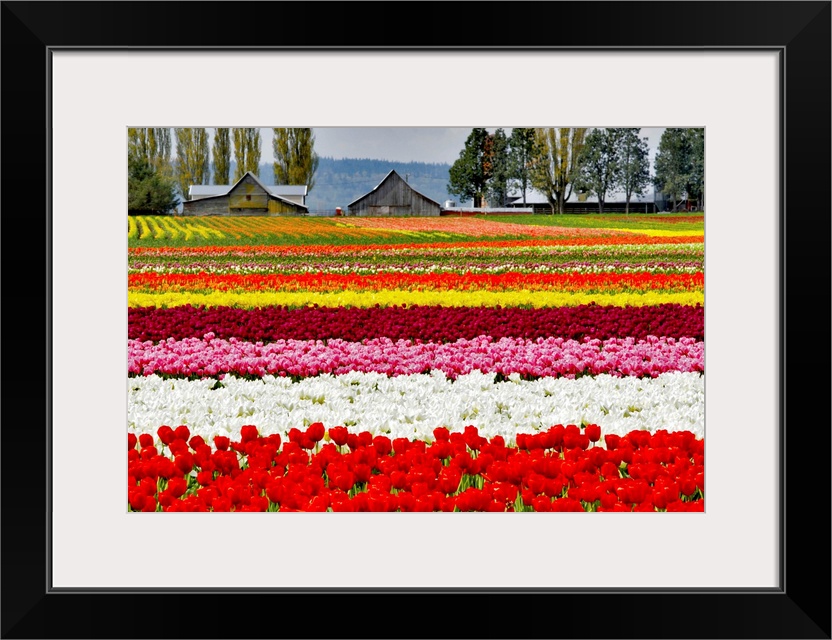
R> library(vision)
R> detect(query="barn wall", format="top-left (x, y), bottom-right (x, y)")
top-left (182, 197), bottom-right (230, 215)
top-left (267, 199), bottom-right (305, 215)
top-left (228, 174), bottom-right (270, 211)
top-left (349, 172), bottom-right (440, 216)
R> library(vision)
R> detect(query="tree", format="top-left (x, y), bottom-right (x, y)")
top-left (174, 128), bottom-right (210, 201)
top-left (612, 128), bottom-right (651, 214)
top-left (508, 128), bottom-right (536, 207)
top-left (212, 127), bottom-right (231, 185)
top-left (688, 128), bottom-right (705, 211)
top-left (574, 128), bottom-right (622, 214)
top-left (486, 128), bottom-right (512, 207)
top-left (128, 128), bottom-right (148, 164)
top-left (153, 128), bottom-right (172, 176)
top-left (128, 156), bottom-right (178, 215)
top-left (273, 128), bottom-right (320, 192)
top-left (232, 128), bottom-right (262, 181)
top-left (447, 128), bottom-right (492, 207)
top-left (128, 127), bottom-right (172, 176)
top-left (529, 127), bottom-right (588, 214)
top-left (654, 128), bottom-right (703, 211)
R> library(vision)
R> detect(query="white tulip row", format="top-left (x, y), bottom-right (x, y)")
top-left (127, 370), bottom-right (705, 446)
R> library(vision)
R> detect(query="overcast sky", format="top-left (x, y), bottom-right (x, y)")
top-left (174, 127), bottom-right (665, 167)
top-left (295, 127), bottom-right (666, 166)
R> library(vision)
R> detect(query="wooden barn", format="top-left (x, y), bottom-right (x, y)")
top-left (347, 170), bottom-right (441, 216)
top-left (181, 171), bottom-right (309, 215)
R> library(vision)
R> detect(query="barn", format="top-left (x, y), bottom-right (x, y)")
top-left (181, 171), bottom-right (309, 215)
top-left (347, 170), bottom-right (441, 216)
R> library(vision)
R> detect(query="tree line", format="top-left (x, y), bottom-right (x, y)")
top-left (447, 127), bottom-right (704, 214)
top-left (127, 128), bottom-right (320, 214)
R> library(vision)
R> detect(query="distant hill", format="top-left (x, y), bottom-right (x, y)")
top-left (205, 158), bottom-right (455, 212)
top-left (254, 158), bottom-right (453, 212)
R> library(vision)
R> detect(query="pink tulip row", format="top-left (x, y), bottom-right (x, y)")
top-left (128, 335), bottom-right (704, 380)
top-left (339, 217), bottom-right (640, 238)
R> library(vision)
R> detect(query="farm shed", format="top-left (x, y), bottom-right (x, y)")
top-left (182, 171), bottom-right (309, 215)
top-left (503, 187), bottom-right (658, 214)
top-left (347, 170), bottom-right (441, 216)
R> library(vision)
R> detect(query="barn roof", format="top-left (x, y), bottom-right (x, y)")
top-left (347, 170), bottom-right (441, 208)
top-left (190, 184), bottom-right (308, 198)
top-left (185, 171), bottom-right (308, 210)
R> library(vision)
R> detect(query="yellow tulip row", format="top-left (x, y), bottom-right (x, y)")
top-left (128, 289), bottom-right (704, 310)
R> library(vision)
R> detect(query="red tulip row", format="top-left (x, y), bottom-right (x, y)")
top-left (128, 424), bottom-right (705, 513)
top-left (127, 235), bottom-right (704, 257)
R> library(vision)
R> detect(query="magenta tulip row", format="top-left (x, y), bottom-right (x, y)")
top-left (128, 335), bottom-right (704, 380)
top-left (129, 303), bottom-right (704, 344)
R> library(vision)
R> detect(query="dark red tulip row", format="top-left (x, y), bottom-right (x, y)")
top-left (128, 303), bottom-right (704, 344)
top-left (128, 423), bottom-right (705, 513)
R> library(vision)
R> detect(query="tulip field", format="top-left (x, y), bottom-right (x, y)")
top-left (128, 214), bottom-right (705, 512)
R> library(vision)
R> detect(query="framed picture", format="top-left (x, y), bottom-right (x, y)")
top-left (3, 2), bottom-right (829, 638)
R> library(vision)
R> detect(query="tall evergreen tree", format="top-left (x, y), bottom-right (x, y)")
top-left (128, 156), bottom-right (178, 215)
top-left (574, 128), bottom-right (622, 214)
top-left (174, 128), bottom-right (210, 201)
top-left (529, 127), bottom-right (588, 214)
top-left (212, 128), bottom-right (231, 185)
top-left (447, 128), bottom-right (493, 207)
top-left (508, 128), bottom-right (536, 206)
top-left (233, 128), bottom-right (262, 181)
top-left (272, 128), bottom-right (320, 192)
top-left (612, 128), bottom-right (651, 214)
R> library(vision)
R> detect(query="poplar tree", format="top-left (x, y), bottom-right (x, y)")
top-left (212, 128), bottom-right (231, 185)
top-left (272, 128), bottom-right (320, 191)
top-left (233, 128), bottom-right (262, 181)
top-left (128, 128), bottom-right (149, 165)
top-left (154, 128), bottom-right (172, 176)
top-left (174, 128), bottom-right (210, 201)
top-left (128, 127), bottom-right (172, 175)
top-left (529, 127), bottom-right (588, 214)
top-left (244, 128), bottom-right (261, 176)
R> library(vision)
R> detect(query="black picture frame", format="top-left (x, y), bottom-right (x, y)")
top-left (2, 2), bottom-right (829, 638)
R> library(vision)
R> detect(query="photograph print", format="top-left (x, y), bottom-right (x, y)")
top-left (127, 125), bottom-right (705, 514)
